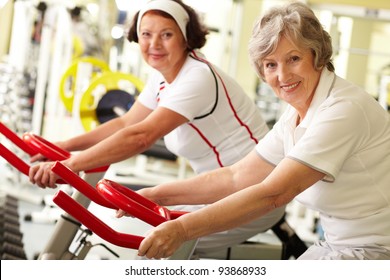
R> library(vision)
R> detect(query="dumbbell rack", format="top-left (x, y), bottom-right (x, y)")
top-left (0, 62), bottom-right (38, 202)
top-left (0, 65), bottom-right (37, 260)
top-left (0, 63), bottom-right (34, 133)
top-left (0, 194), bottom-right (27, 260)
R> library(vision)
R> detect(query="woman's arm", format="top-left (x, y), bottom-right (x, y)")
top-left (29, 103), bottom-right (188, 188)
top-left (138, 157), bottom-right (325, 259)
top-left (138, 150), bottom-right (275, 206)
top-left (59, 101), bottom-right (153, 152)
top-left (64, 105), bottom-right (188, 172)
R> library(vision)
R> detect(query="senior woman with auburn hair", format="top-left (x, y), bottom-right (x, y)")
top-left (29, 0), bottom-right (286, 257)
top-left (136, 1), bottom-right (390, 260)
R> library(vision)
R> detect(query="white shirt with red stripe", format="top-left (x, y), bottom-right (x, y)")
top-left (138, 51), bottom-right (269, 174)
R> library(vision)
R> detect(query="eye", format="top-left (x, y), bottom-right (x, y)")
top-left (265, 62), bottom-right (276, 69)
top-left (289, 55), bottom-right (300, 63)
top-left (140, 31), bottom-right (151, 38)
top-left (161, 32), bottom-right (173, 39)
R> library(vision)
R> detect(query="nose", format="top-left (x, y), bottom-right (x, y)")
top-left (277, 64), bottom-right (292, 83)
top-left (150, 35), bottom-right (162, 48)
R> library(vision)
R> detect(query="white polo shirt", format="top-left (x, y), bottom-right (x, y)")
top-left (256, 68), bottom-right (390, 248)
top-left (138, 51), bottom-right (268, 174)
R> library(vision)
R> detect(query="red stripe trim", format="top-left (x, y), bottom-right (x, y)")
top-left (188, 123), bottom-right (223, 168)
top-left (190, 51), bottom-right (258, 145)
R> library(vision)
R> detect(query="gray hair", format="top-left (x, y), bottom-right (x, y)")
top-left (248, 2), bottom-right (334, 81)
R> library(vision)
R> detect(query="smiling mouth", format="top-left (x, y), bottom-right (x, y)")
top-left (282, 81), bottom-right (300, 91)
top-left (149, 53), bottom-right (164, 59)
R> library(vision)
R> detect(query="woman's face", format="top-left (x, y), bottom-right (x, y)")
top-left (262, 36), bottom-right (321, 114)
top-left (138, 12), bottom-right (188, 82)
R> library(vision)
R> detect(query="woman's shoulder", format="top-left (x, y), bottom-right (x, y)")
top-left (178, 53), bottom-right (215, 81)
top-left (331, 75), bottom-right (378, 106)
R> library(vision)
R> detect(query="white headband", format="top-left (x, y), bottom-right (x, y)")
top-left (137, 0), bottom-right (190, 41)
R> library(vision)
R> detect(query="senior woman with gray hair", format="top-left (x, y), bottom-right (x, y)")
top-left (137, 1), bottom-right (390, 260)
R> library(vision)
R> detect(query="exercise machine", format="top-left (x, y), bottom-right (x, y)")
top-left (0, 123), bottom-right (197, 259)
top-left (0, 122), bottom-right (42, 205)
top-left (51, 161), bottom-right (198, 260)
top-left (58, 56), bottom-right (143, 132)
top-left (0, 123), bottom-right (109, 258)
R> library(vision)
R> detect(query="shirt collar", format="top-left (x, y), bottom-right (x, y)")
top-left (283, 68), bottom-right (336, 129)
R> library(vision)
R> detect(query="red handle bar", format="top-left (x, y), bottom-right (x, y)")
top-left (50, 162), bottom-right (188, 249)
top-left (51, 162), bottom-right (187, 225)
top-left (0, 143), bottom-right (67, 184)
top-left (22, 132), bottom-right (108, 174)
top-left (51, 161), bottom-right (115, 208)
top-left (97, 179), bottom-right (188, 226)
top-left (0, 123), bottom-right (106, 184)
top-left (22, 133), bottom-right (70, 161)
top-left (0, 143), bottom-right (30, 176)
top-left (0, 122), bottom-right (36, 156)
top-left (96, 179), bottom-right (170, 227)
top-left (53, 190), bottom-right (143, 249)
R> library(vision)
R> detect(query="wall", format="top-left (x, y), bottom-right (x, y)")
top-left (0, 0), bottom-right (14, 60)
top-left (234, 0), bottom-right (264, 100)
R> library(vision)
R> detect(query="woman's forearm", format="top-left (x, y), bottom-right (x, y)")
top-left (63, 126), bottom-right (153, 173)
top-left (62, 106), bottom-right (188, 173)
top-left (62, 117), bottom-right (125, 152)
top-left (177, 158), bottom-right (326, 241)
top-left (141, 167), bottom-right (237, 206)
top-left (142, 150), bottom-right (275, 206)
top-left (178, 182), bottom-right (277, 241)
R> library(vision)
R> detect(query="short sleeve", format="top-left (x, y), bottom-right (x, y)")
top-left (289, 98), bottom-right (369, 181)
top-left (255, 115), bottom-right (286, 165)
top-left (137, 72), bottom-right (160, 110)
top-left (159, 66), bottom-right (217, 121)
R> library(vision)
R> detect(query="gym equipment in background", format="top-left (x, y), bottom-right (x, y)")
top-left (79, 71), bottom-right (143, 131)
top-left (0, 194), bottom-right (28, 260)
top-left (0, 63), bottom-right (34, 136)
top-left (59, 56), bottom-right (111, 113)
top-left (58, 56), bottom-right (144, 132)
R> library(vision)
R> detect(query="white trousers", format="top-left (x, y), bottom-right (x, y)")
top-left (298, 240), bottom-right (390, 260)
